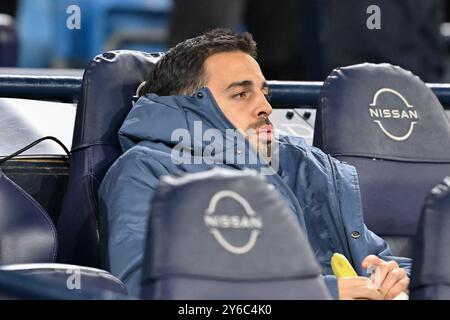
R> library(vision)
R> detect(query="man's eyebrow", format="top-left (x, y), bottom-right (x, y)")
top-left (224, 80), bottom-right (269, 92)
top-left (224, 80), bottom-right (253, 92)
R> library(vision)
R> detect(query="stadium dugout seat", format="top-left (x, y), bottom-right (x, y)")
top-left (0, 169), bottom-right (56, 264)
top-left (410, 177), bottom-right (450, 300)
top-left (0, 269), bottom-right (129, 300)
top-left (58, 50), bottom-right (161, 268)
top-left (0, 14), bottom-right (17, 67)
top-left (54, 0), bottom-right (171, 67)
top-left (0, 169), bottom-right (128, 297)
top-left (16, 0), bottom-right (55, 67)
top-left (314, 63), bottom-right (450, 258)
top-left (140, 168), bottom-right (331, 300)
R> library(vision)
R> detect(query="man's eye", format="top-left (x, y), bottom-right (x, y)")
top-left (233, 91), bottom-right (248, 99)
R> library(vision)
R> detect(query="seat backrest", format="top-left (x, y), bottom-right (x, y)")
top-left (0, 266), bottom-right (130, 300)
top-left (0, 14), bottom-right (17, 67)
top-left (0, 169), bottom-right (57, 264)
top-left (410, 177), bottom-right (450, 300)
top-left (314, 63), bottom-right (450, 258)
top-left (0, 168), bottom-right (129, 298)
top-left (57, 50), bottom-right (161, 268)
top-left (0, 263), bottom-right (128, 298)
top-left (141, 168), bottom-right (331, 300)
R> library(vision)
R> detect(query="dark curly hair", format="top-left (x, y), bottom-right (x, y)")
top-left (141, 28), bottom-right (257, 96)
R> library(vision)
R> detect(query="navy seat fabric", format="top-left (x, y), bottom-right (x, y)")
top-left (0, 14), bottom-right (17, 67)
top-left (410, 177), bottom-right (450, 300)
top-left (314, 63), bottom-right (450, 258)
top-left (0, 169), bottom-right (57, 264)
top-left (57, 50), bottom-right (161, 268)
top-left (0, 268), bottom-right (130, 300)
top-left (141, 168), bottom-right (331, 300)
top-left (0, 263), bottom-right (128, 297)
top-left (0, 170), bottom-right (129, 298)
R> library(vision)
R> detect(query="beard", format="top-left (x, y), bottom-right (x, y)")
top-left (257, 136), bottom-right (272, 164)
top-left (247, 117), bottom-right (273, 164)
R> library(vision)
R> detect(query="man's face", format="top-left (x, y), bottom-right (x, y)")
top-left (204, 51), bottom-right (274, 161)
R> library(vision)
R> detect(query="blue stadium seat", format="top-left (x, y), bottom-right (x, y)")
top-left (54, 0), bottom-right (171, 67)
top-left (410, 177), bottom-right (450, 299)
top-left (16, 0), bottom-right (56, 67)
top-left (0, 14), bottom-right (18, 67)
top-left (0, 169), bottom-right (56, 264)
top-left (0, 264), bottom-right (127, 297)
top-left (0, 267), bottom-right (129, 299)
top-left (57, 50), bottom-right (161, 268)
top-left (140, 168), bottom-right (331, 299)
top-left (314, 63), bottom-right (450, 258)
top-left (17, 0), bottom-right (170, 67)
top-left (0, 168), bottom-right (127, 297)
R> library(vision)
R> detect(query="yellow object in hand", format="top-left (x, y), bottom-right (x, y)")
top-left (331, 253), bottom-right (358, 278)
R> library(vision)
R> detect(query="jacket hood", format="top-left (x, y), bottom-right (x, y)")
top-left (118, 87), bottom-right (275, 172)
top-left (119, 87), bottom-right (238, 152)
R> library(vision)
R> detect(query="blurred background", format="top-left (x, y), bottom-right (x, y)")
top-left (0, 0), bottom-right (450, 82)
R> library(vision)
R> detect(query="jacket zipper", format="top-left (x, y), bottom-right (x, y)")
top-left (270, 170), bottom-right (307, 231)
top-left (327, 154), bottom-right (356, 268)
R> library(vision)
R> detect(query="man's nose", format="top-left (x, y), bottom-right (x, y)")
top-left (256, 93), bottom-right (273, 118)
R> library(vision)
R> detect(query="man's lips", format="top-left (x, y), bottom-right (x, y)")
top-left (257, 125), bottom-right (273, 132)
top-left (256, 125), bottom-right (274, 139)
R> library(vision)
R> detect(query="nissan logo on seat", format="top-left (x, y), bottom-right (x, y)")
top-left (368, 88), bottom-right (419, 141)
top-left (204, 190), bottom-right (262, 254)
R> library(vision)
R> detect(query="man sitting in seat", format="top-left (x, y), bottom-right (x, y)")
top-left (98, 29), bottom-right (411, 299)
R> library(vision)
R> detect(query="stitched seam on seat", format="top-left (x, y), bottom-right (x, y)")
top-left (86, 150), bottom-right (100, 246)
top-left (71, 142), bottom-right (118, 152)
top-left (87, 150), bottom-right (100, 220)
top-left (1, 174), bottom-right (58, 262)
top-left (78, 62), bottom-right (94, 144)
top-left (329, 153), bottom-right (450, 164)
top-left (143, 272), bottom-right (323, 283)
top-left (319, 68), bottom-right (340, 151)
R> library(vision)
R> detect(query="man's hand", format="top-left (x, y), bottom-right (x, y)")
top-left (362, 255), bottom-right (410, 300)
top-left (337, 277), bottom-right (384, 300)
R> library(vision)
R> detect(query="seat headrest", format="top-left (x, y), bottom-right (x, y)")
top-left (0, 170), bottom-right (57, 264)
top-left (58, 50), bottom-right (161, 268)
top-left (0, 265), bottom-right (130, 299)
top-left (71, 50), bottom-right (161, 151)
top-left (142, 168), bottom-right (322, 283)
top-left (0, 263), bottom-right (127, 297)
top-left (317, 63), bottom-right (450, 162)
top-left (411, 177), bottom-right (450, 290)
